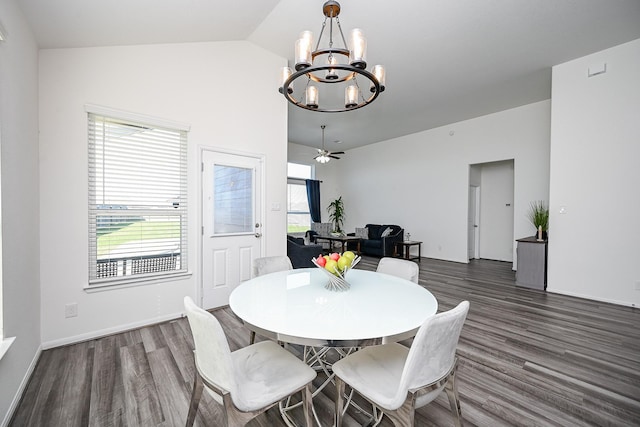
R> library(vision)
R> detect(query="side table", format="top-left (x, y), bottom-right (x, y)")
top-left (394, 240), bottom-right (422, 262)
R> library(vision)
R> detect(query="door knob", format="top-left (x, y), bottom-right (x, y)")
top-left (255, 233), bottom-right (262, 238)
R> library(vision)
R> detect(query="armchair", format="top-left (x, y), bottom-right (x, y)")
top-left (349, 224), bottom-right (404, 257)
top-left (287, 235), bottom-right (323, 268)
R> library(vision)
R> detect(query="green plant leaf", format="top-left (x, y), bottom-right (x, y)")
top-left (527, 200), bottom-right (549, 231)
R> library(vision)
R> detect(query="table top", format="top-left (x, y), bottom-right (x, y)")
top-left (397, 240), bottom-right (423, 245)
top-left (229, 268), bottom-right (438, 347)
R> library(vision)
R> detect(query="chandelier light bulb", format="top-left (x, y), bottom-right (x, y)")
top-left (345, 85), bottom-right (358, 108)
top-left (349, 28), bottom-right (367, 69)
top-left (295, 31), bottom-right (313, 70)
top-left (326, 56), bottom-right (339, 80)
top-left (371, 65), bottom-right (386, 92)
top-left (306, 86), bottom-right (319, 109)
top-left (280, 67), bottom-right (293, 94)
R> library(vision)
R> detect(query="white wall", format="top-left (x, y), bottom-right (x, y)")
top-left (548, 38), bottom-right (640, 306)
top-left (0, 0), bottom-right (42, 423)
top-left (38, 41), bottom-right (288, 345)
top-left (327, 101), bottom-right (550, 264)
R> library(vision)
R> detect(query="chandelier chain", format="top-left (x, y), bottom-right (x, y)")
top-left (335, 16), bottom-right (348, 50)
top-left (317, 17), bottom-right (328, 51)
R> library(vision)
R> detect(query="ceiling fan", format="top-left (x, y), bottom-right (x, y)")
top-left (314, 125), bottom-right (345, 163)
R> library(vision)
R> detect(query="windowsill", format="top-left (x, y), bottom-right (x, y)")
top-left (0, 336), bottom-right (16, 360)
top-left (84, 270), bottom-right (192, 293)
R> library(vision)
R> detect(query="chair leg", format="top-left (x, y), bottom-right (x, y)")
top-left (302, 384), bottom-right (314, 427)
top-left (444, 372), bottom-right (463, 427)
top-left (385, 392), bottom-right (416, 427)
top-left (186, 373), bottom-right (204, 427)
top-left (335, 377), bottom-right (346, 427)
top-left (249, 331), bottom-right (256, 345)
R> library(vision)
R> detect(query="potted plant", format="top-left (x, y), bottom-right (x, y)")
top-left (327, 196), bottom-right (345, 235)
top-left (527, 200), bottom-right (549, 240)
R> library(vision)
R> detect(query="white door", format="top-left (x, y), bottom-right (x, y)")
top-left (468, 186), bottom-right (480, 259)
top-left (201, 149), bottom-right (263, 309)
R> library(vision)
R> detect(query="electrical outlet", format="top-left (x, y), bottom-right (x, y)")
top-left (65, 303), bottom-right (78, 318)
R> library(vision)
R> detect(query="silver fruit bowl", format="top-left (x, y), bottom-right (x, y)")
top-left (311, 256), bottom-right (361, 291)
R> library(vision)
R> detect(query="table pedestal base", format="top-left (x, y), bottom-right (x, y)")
top-left (278, 346), bottom-right (377, 427)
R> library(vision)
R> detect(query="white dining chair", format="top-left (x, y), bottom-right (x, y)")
top-left (252, 255), bottom-right (293, 278)
top-left (183, 297), bottom-right (316, 427)
top-left (376, 257), bottom-right (420, 283)
top-left (333, 300), bottom-right (470, 427)
top-left (249, 256), bottom-right (293, 344)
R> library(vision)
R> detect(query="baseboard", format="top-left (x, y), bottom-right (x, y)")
top-left (546, 288), bottom-right (636, 308)
top-left (1, 344), bottom-right (42, 427)
top-left (41, 311), bottom-right (183, 350)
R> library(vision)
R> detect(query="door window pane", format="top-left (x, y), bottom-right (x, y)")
top-left (214, 165), bottom-right (253, 234)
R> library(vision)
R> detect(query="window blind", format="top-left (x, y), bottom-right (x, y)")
top-left (88, 112), bottom-right (188, 285)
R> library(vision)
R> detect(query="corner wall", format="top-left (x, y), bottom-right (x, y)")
top-left (329, 101), bottom-right (551, 264)
top-left (548, 38), bottom-right (640, 306)
top-left (38, 41), bottom-right (288, 345)
top-left (0, 0), bottom-right (42, 423)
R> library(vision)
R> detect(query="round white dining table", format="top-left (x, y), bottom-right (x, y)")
top-left (229, 268), bottom-right (438, 347)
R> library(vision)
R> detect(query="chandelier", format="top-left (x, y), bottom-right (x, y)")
top-left (278, 0), bottom-right (386, 113)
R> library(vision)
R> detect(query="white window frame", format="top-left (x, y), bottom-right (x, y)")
top-left (86, 105), bottom-right (190, 289)
top-left (287, 162), bottom-right (314, 235)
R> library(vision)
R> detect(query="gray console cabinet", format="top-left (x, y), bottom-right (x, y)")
top-left (515, 237), bottom-right (547, 290)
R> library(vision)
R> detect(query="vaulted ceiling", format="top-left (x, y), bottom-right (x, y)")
top-left (16, 0), bottom-right (640, 151)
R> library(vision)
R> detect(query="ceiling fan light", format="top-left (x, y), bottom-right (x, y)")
top-left (316, 155), bottom-right (330, 164)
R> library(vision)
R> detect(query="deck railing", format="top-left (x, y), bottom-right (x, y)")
top-left (97, 253), bottom-right (180, 278)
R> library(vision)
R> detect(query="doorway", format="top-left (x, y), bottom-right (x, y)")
top-left (468, 160), bottom-right (514, 262)
top-left (201, 149), bottom-right (264, 309)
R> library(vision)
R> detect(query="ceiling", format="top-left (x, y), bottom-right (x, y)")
top-left (16, 0), bottom-right (640, 152)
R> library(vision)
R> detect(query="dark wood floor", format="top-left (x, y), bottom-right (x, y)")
top-left (10, 257), bottom-right (640, 426)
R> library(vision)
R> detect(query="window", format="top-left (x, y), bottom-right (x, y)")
top-left (87, 107), bottom-right (189, 287)
top-left (287, 163), bottom-right (313, 233)
top-left (213, 165), bottom-right (253, 234)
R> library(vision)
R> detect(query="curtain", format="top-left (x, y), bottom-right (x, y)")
top-left (305, 179), bottom-right (321, 223)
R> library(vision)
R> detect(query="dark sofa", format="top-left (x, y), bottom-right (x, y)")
top-left (349, 224), bottom-right (404, 257)
top-left (287, 235), bottom-right (323, 268)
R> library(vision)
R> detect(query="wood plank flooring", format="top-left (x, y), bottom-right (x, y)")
top-left (9, 257), bottom-right (640, 426)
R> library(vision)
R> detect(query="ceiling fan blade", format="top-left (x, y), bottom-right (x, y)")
top-left (329, 155), bottom-right (341, 159)
top-left (331, 151), bottom-right (345, 155)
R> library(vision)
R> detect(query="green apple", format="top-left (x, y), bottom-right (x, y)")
top-left (324, 259), bottom-right (339, 276)
top-left (342, 251), bottom-right (356, 262)
top-left (337, 256), bottom-right (351, 271)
